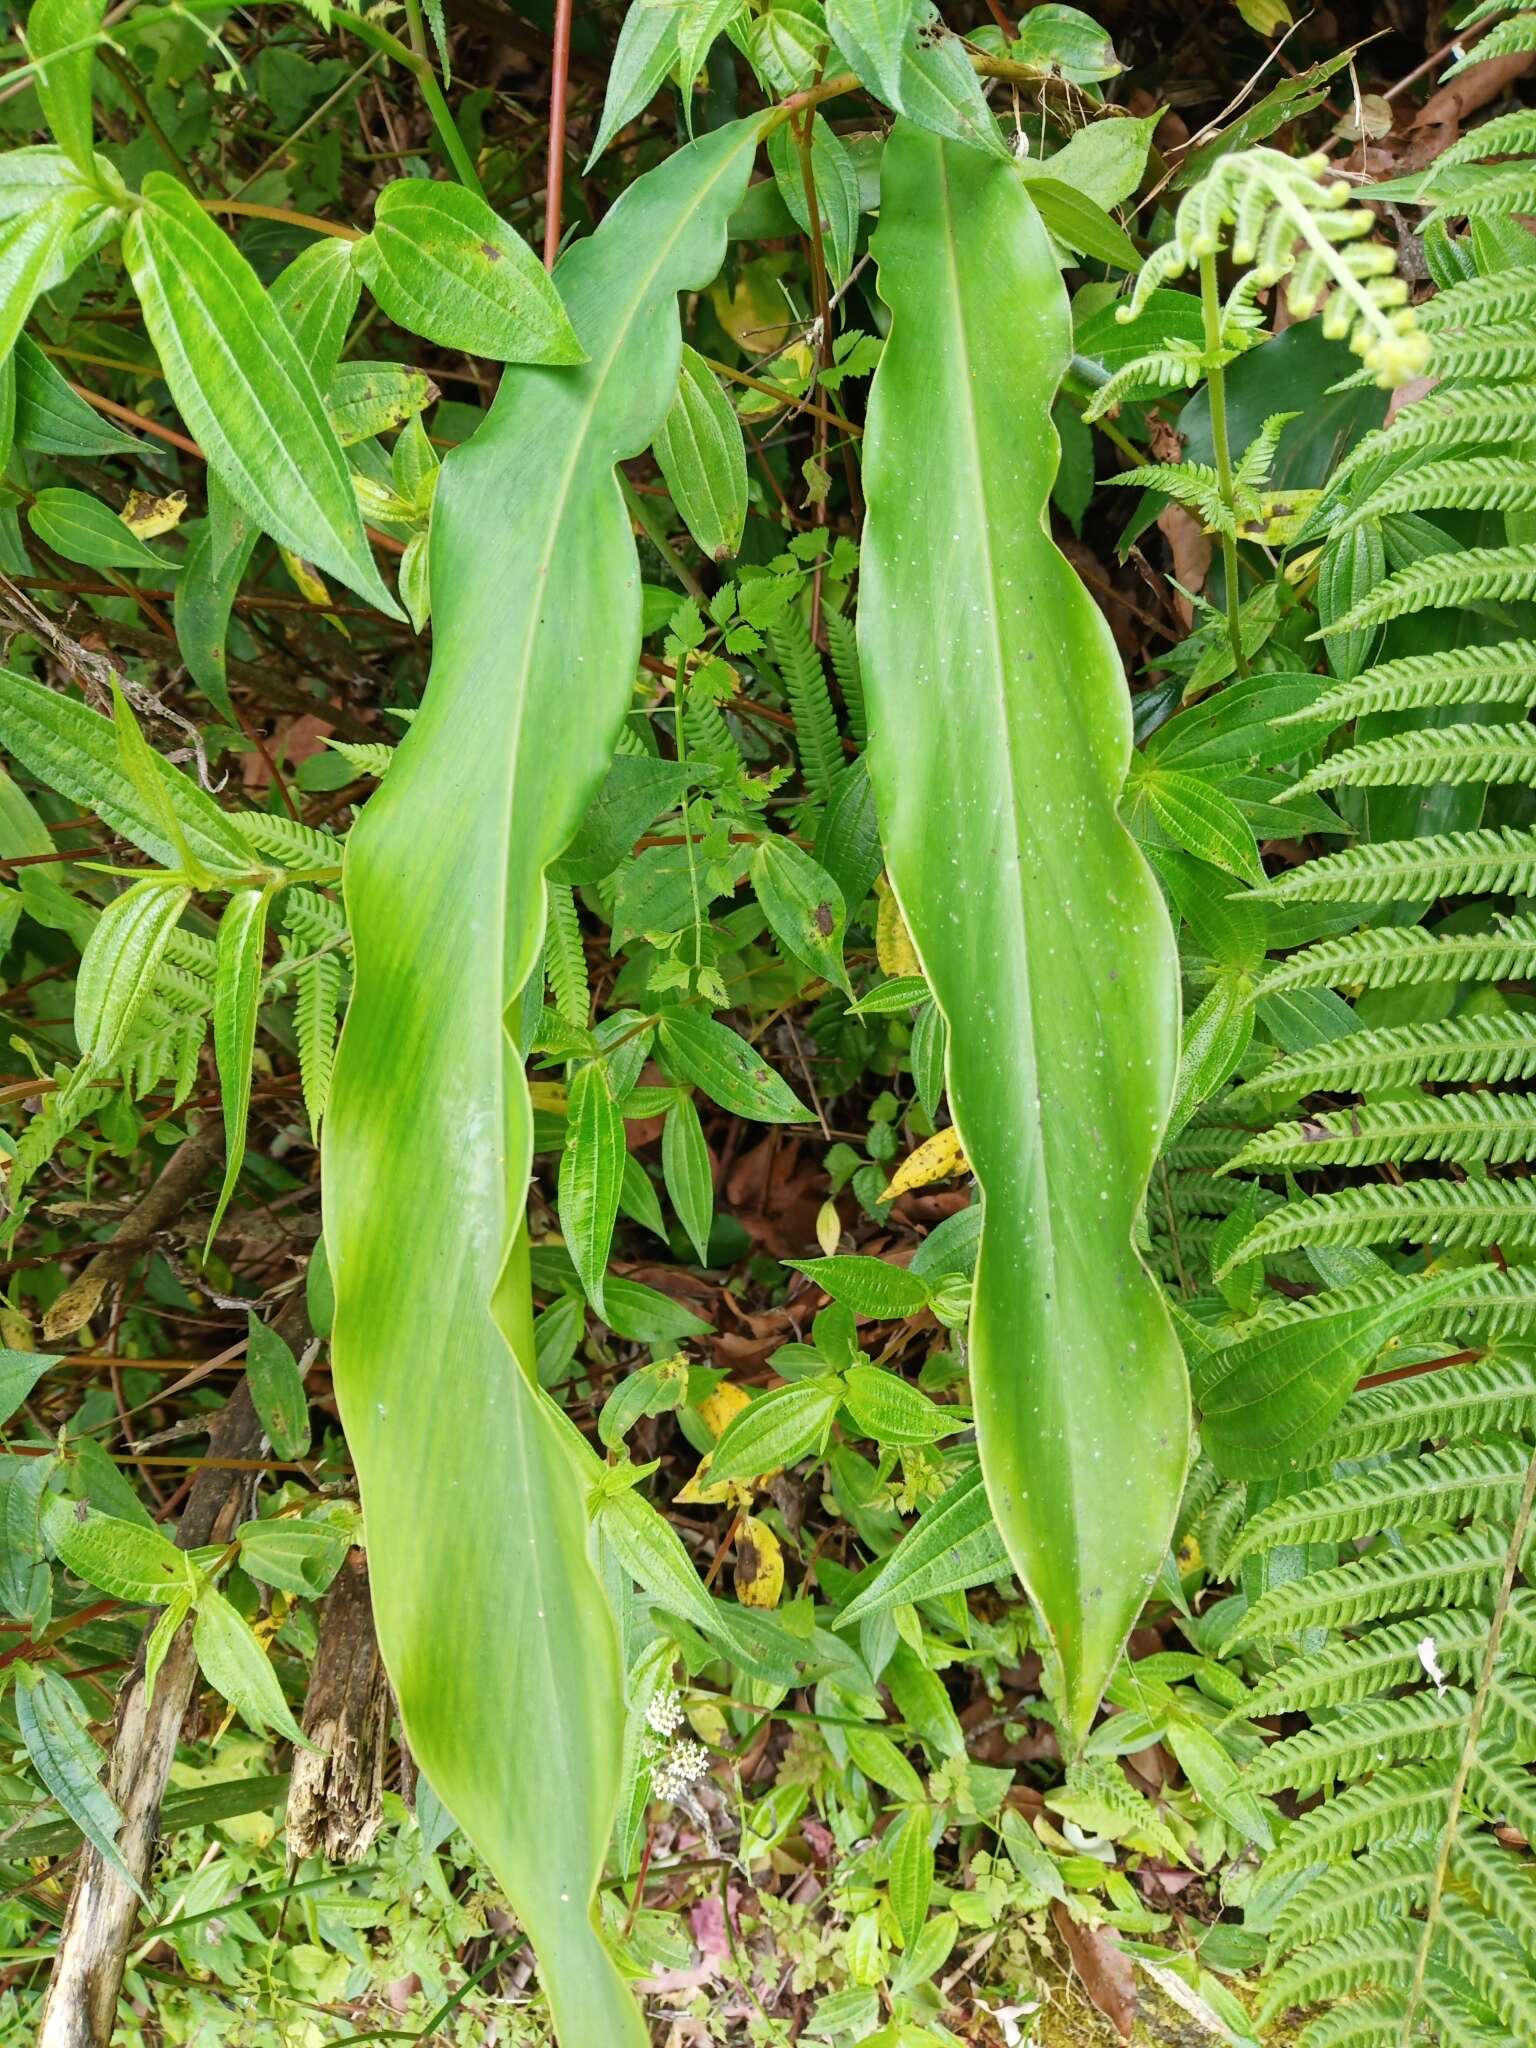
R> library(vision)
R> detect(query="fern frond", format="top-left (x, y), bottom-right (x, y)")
top-left (1414, 261), bottom-right (1536, 323)
top-left (1387, 322), bottom-right (1536, 383)
top-left (1105, 458), bottom-right (1232, 532)
top-left (1452, 1828), bottom-right (1536, 1953)
top-left (767, 613), bottom-right (841, 806)
top-left (1254, 824), bottom-right (1536, 905)
top-left (1468, 1743), bottom-right (1536, 1843)
top-left (1260, 913), bottom-right (1536, 995)
top-left (1447, 8), bottom-right (1536, 71)
top-left (1247, 1688), bottom-right (1473, 1797)
top-left (1426, 161), bottom-right (1536, 229)
top-left (1319, 540), bottom-right (1536, 636)
top-left (1257, 1926), bottom-right (1421, 2025)
top-left (282, 887), bottom-right (348, 950)
top-left (683, 693), bottom-right (746, 778)
top-left (1337, 454), bottom-right (1536, 530)
top-left (1330, 397), bottom-right (1536, 494)
top-left (823, 608), bottom-right (867, 747)
top-left (1234, 1527), bottom-right (1509, 1642)
top-left (1082, 343), bottom-right (1212, 420)
top-left (1229, 1014), bottom-right (1536, 1102)
top-left (1283, 641), bottom-right (1536, 726)
top-left (1270, 1843), bottom-right (1436, 1952)
top-left (1307, 1352), bottom-right (1536, 1464)
top-left (1260, 1763), bottom-right (1453, 1883)
top-left (1226, 1092), bottom-right (1536, 1173)
top-left (1228, 1443), bottom-right (1532, 1567)
top-left (1501, 1583), bottom-right (1536, 1672)
top-left (162, 927), bottom-right (218, 977)
top-left (1288, 720), bottom-right (1536, 797)
top-left (543, 881), bottom-right (589, 1030)
top-left (1223, 1178), bottom-right (1536, 1271)
top-left (294, 951), bottom-right (342, 1140)
top-left (1484, 1671), bottom-right (1536, 1754)
top-left (232, 811), bottom-right (342, 870)
top-left (1293, 1993), bottom-right (1408, 2048)
top-left (1231, 1613), bottom-right (1491, 1722)
top-left (1436, 1893), bottom-right (1536, 2037)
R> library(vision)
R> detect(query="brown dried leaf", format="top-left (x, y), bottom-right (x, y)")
top-left (1050, 1900), bottom-right (1139, 2041)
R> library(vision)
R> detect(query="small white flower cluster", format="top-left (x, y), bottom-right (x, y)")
top-left (651, 1738), bottom-right (710, 1804)
top-left (645, 1686), bottom-right (686, 1738)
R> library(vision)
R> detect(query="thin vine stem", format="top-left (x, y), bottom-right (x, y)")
top-left (1198, 251), bottom-right (1248, 680)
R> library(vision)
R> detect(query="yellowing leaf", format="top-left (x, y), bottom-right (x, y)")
top-left (698, 1379), bottom-right (751, 1439)
top-left (1234, 489), bottom-right (1322, 546)
top-left (529, 1080), bottom-right (570, 1112)
top-left (1235, 0), bottom-right (1292, 33)
top-left (280, 550), bottom-right (348, 638)
top-left (875, 875), bottom-right (921, 976)
top-left (708, 254), bottom-right (793, 355)
top-left (734, 1513), bottom-right (785, 1608)
top-left (673, 1449), bottom-right (740, 1508)
top-left (881, 1125), bottom-right (969, 1201)
top-left (121, 488), bottom-right (187, 538)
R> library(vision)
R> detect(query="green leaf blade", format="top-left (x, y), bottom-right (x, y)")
top-left (857, 125), bottom-right (1188, 1741)
top-left (122, 178), bottom-right (399, 615)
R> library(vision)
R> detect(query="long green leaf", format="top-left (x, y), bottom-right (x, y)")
top-left (122, 176), bottom-right (398, 616)
top-left (857, 124), bottom-right (1187, 1740)
top-left (15, 1665), bottom-right (144, 1901)
top-left (208, 886), bottom-right (272, 1243)
top-left (323, 117), bottom-right (765, 2048)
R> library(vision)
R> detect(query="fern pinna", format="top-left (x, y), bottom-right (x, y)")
top-left (1126, 30), bottom-right (1536, 2040)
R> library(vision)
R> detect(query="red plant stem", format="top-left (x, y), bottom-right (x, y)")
top-left (545, 0), bottom-right (575, 270)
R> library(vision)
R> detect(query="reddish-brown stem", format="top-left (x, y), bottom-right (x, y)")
top-left (545, 0), bottom-right (575, 269)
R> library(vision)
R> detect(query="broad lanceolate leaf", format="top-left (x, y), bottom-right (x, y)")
top-left (245, 1312), bottom-right (311, 1461)
top-left (44, 1496), bottom-right (192, 1604)
top-left (751, 836), bottom-right (850, 993)
top-left (15, 1665), bottom-right (144, 1899)
top-left (28, 484), bottom-right (170, 572)
top-left (174, 239), bottom-right (359, 720)
top-left (323, 119), bottom-right (766, 2048)
top-left (789, 1253), bottom-right (930, 1320)
top-left (122, 176), bottom-right (398, 615)
top-left (656, 1006), bottom-right (811, 1120)
top-left (191, 1586), bottom-right (314, 1749)
top-left (14, 334), bottom-right (139, 456)
top-left (0, 1348), bottom-right (59, 1426)
top-left (588, 0), bottom-right (682, 166)
top-left (858, 126), bottom-right (1187, 1740)
top-left (662, 1093), bottom-right (714, 1263)
top-left (27, 0), bottom-right (104, 173)
top-left (353, 180), bottom-right (583, 364)
top-left (826, 0), bottom-right (920, 106)
top-left (208, 887), bottom-right (272, 1242)
top-left (0, 668), bottom-right (251, 874)
top-left (74, 880), bottom-right (190, 1066)
top-left (558, 1060), bottom-right (626, 1316)
top-left (708, 1377), bottom-right (844, 1482)
top-left (654, 345), bottom-right (747, 561)
top-left (0, 183), bottom-right (97, 361)
top-left (1189, 1272), bottom-right (1465, 1480)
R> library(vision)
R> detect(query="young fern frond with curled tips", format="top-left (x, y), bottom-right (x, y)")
top-left (1118, 148), bottom-right (1429, 389)
top-left (1094, 147), bottom-right (1427, 677)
